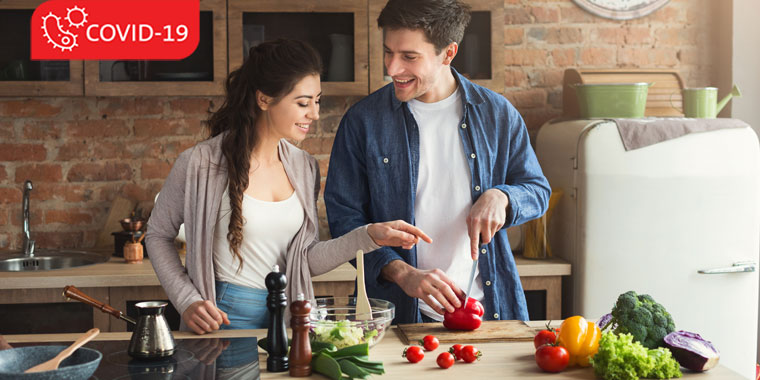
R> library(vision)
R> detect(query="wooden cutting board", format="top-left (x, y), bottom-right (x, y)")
top-left (396, 320), bottom-right (536, 345)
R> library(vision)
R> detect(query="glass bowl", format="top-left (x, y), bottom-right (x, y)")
top-left (309, 297), bottom-right (394, 349)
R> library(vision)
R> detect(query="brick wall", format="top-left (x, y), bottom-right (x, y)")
top-left (0, 0), bottom-right (725, 249)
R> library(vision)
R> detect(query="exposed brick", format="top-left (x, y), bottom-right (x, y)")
top-left (66, 119), bottom-right (130, 138)
top-left (0, 144), bottom-right (46, 161)
top-left (504, 69), bottom-right (528, 88)
top-left (618, 48), bottom-right (650, 66)
top-left (0, 121), bottom-right (14, 140)
top-left (560, 5), bottom-right (596, 23)
top-left (317, 157), bottom-right (330, 177)
top-left (300, 137), bottom-right (334, 156)
top-left (15, 164), bottom-right (62, 183)
top-left (504, 28), bottom-right (524, 45)
top-left (505, 7), bottom-right (531, 25)
top-left (542, 69), bottom-right (565, 87)
top-left (551, 48), bottom-right (576, 67)
top-left (545, 27), bottom-right (583, 44)
top-left (624, 27), bottom-right (654, 45)
top-left (1, 100), bottom-right (61, 118)
top-left (0, 188), bottom-right (21, 204)
top-left (0, 209), bottom-right (7, 227)
top-left (169, 98), bottom-right (213, 116)
top-left (505, 89), bottom-right (547, 109)
top-left (652, 48), bottom-right (679, 67)
top-left (505, 49), bottom-right (548, 66)
top-left (593, 27), bottom-right (624, 45)
top-left (134, 118), bottom-right (200, 137)
top-left (141, 160), bottom-right (171, 179)
top-left (656, 28), bottom-right (686, 47)
top-left (91, 140), bottom-right (128, 160)
top-left (57, 141), bottom-right (91, 160)
top-left (22, 121), bottom-right (62, 140)
top-left (580, 47), bottom-right (616, 66)
top-left (45, 209), bottom-right (93, 225)
top-left (0, 165), bottom-right (6, 182)
top-left (121, 182), bottom-right (163, 202)
top-left (33, 184), bottom-right (94, 203)
top-left (96, 98), bottom-right (164, 118)
top-left (67, 162), bottom-right (133, 182)
top-left (531, 6), bottom-right (560, 23)
top-left (317, 114), bottom-right (343, 135)
top-left (9, 207), bottom-right (43, 226)
top-left (31, 231), bottom-right (84, 250)
top-left (650, 5), bottom-right (683, 23)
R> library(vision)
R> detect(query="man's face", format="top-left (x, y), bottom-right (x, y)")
top-left (383, 28), bottom-right (450, 103)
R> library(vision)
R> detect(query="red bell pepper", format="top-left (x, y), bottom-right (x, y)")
top-left (443, 297), bottom-right (484, 331)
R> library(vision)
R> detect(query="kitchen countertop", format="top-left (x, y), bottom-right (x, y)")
top-left (0, 256), bottom-right (570, 290)
top-left (4, 321), bottom-right (741, 379)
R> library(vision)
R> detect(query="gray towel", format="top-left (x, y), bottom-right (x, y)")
top-left (614, 118), bottom-right (749, 151)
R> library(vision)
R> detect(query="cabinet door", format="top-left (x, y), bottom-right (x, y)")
top-left (228, 0), bottom-right (369, 96)
top-left (368, 0), bottom-right (504, 94)
top-left (0, 0), bottom-right (83, 96)
top-left (83, 0), bottom-right (226, 96)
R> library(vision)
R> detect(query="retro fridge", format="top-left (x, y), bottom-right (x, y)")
top-left (536, 119), bottom-right (759, 379)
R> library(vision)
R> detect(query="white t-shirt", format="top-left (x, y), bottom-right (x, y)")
top-left (213, 189), bottom-right (305, 289)
top-left (408, 88), bottom-right (484, 321)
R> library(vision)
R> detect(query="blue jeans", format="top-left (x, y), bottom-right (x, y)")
top-left (215, 281), bottom-right (269, 330)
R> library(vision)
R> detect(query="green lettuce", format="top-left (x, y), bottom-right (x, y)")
top-left (590, 331), bottom-right (681, 380)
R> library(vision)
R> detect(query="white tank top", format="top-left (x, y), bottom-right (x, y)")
top-left (213, 189), bottom-right (305, 289)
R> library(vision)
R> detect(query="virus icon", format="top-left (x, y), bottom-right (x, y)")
top-left (65, 6), bottom-right (88, 28)
top-left (41, 12), bottom-right (78, 52)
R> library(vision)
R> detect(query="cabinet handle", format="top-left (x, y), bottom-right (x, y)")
top-left (697, 261), bottom-right (756, 274)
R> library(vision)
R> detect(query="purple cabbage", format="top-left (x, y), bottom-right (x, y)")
top-left (663, 330), bottom-right (720, 372)
top-left (596, 313), bottom-right (613, 330)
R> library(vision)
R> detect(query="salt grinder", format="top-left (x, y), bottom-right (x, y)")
top-left (265, 264), bottom-right (289, 372)
top-left (289, 293), bottom-right (312, 377)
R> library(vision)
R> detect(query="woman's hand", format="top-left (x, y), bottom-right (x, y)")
top-left (183, 300), bottom-right (231, 335)
top-left (367, 220), bottom-right (432, 250)
top-left (0, 335), bottom-right (11, 350)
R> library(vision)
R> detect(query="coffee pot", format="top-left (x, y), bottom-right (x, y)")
top-left (63, 285), bottom-right (176, 359)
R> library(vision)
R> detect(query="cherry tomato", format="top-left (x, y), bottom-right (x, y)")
top-left (535, 344), bottom-right (569, 373)
top-left (461, 345), bottom-right (482, 363)
top-left (436, 352), bottom-right (455, 369)
top-left (534, 322), bottom-right (559, 348)
top-left (449, 344), bottom-right (464, 360)
top-left (420, 335), bottom-right (439, 351)
top-left (403, 346), bottom-right (424, 363)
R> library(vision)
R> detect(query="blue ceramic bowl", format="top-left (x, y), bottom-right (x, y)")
top-left (0, 346), bottom-right (101, 380)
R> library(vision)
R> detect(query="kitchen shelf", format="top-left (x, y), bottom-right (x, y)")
top-left (368, 0), bottom-right (504, 94)
top-left (228, 0), bottom-right (369, 96)
top-left (83, 0), bottom-right (227, 96)
top-left (0, 0), bottom-right (83, 96)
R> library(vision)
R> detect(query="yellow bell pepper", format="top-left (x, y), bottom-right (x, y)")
top-left (557, 316), bottom-right (601, 367)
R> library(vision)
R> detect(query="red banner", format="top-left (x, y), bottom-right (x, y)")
top-left (31, 0), bottom-right (199, 60)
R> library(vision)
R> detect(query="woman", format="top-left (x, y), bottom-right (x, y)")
top-left (146, 39), bottom-right (431, 334)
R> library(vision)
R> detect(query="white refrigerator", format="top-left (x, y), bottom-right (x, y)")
top-left (536, 119), bottom-right (759, 379)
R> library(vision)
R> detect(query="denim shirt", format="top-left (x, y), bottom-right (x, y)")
top-left (324, 68), bottom-right (551, 324)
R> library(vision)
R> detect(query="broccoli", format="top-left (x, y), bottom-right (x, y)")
top-left (606, 291), bottom-right (676, 349)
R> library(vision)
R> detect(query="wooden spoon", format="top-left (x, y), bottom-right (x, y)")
top-left (355, 250), bottom-right (372, 321)
top-left (25, 328), bottom-right (100, 373)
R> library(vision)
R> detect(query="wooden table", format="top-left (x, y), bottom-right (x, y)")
top-left (0, 256), bottom-right (571, 332)
top-left (4, 321), bottom-right (743, 379)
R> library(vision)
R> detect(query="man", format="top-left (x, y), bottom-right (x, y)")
top-left (324, 0), bottom-right (550, 324)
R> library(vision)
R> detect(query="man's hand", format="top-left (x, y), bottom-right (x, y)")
top-left (367, 220), bottom-right (432, 250)
top-left (467, 189), bottom-right (509, 259)
top-left (182, 300), bottom-right (231, 335)
top-left (381, 260), bottom-right (463, 314)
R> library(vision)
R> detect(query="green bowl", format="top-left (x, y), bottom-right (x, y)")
top-left (574, 83), bottom-right (651, 118)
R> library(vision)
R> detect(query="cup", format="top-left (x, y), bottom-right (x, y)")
top-left (124, 242), bottom-right (143, 264)
top-left (682, 87), bottom-right (718, 118)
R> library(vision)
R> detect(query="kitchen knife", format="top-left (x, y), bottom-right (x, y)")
top-left (463, 258), bottom-right (478, 305)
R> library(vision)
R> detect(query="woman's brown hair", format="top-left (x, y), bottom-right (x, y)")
top-left (206, 38), bottom-right (322, 271)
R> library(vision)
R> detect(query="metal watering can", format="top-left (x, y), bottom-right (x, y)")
top-left (674, 84), bottom-right (742, 118)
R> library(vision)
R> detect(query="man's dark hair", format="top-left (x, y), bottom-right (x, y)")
top-left (378, 0), bottom-right (472, 54)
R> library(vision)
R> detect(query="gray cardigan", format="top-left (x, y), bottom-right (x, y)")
top-left (146, 134), bottom-right (379, 331)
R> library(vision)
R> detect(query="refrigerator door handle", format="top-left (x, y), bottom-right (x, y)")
top-left (698, 261), bottom-right (757, 274)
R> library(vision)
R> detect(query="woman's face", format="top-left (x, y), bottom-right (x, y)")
top-left (260, 74), bottom-right (321, 142)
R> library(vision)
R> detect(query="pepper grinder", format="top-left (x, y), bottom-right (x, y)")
top-left (289, 293), bottom-right (312, 377)
top-left (265, 264), bottom-right (289, 372)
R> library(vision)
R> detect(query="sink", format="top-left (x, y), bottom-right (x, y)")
top-left (0, 250), bottom-right (109, 272)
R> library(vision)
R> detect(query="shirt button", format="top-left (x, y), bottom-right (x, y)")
top-left (481, 248), bottom-right (486, 254)
top-left (485, 280), bottom-right (491, 286)
top-left (470, 153), bottom-right (476, 159)
top-left (493, 313), bottom-right (499, 319)
top-left (474, 185), bottom-right (481, 191)
top-left (461, 123), bottom-right (467, 129)
top-left (382, 157), bottom-right (389, 164)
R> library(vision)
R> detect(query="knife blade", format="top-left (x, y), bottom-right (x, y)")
top-left (463, 258), bottom-right (478, 305)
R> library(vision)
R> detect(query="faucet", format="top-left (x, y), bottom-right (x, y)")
top-left (22, 180), bottom-right (35, 256)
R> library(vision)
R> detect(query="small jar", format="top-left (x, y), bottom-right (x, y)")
top-left (123, 242), bottom-right (143, 264)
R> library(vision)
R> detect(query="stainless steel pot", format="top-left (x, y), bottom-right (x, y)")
top-left (63, 285), bottom-right (176, 359)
